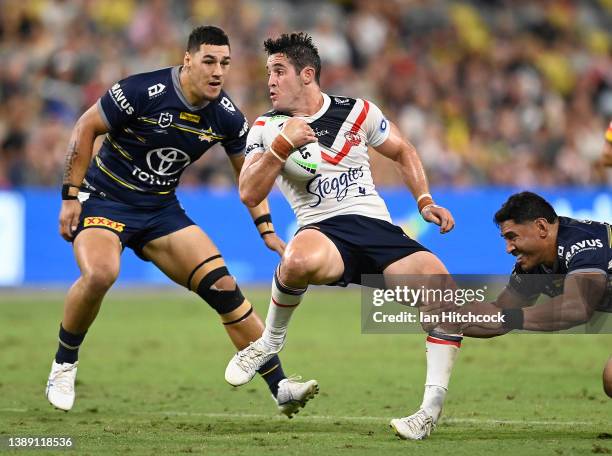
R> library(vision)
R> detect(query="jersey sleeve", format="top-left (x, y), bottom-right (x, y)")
top-left (220, 110), bottom-right (249, 156)
top-left (98, 75), bottom-right (142, 130)
top-left (362, 100), bottom-right (391, 147)
top-left (566, 239), bottom-right (609, 275)
top-left (243, 117), bottom-right (267, 163)
top-left (506, 265), bottom-right (544, 303)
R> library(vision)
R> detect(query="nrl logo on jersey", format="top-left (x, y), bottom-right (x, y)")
top-left (158, 112), bottom-right (173, 128)
top-left (314, 128), bottom-right (329, 137)
top-left (147, 83), bottom-right (166, 98)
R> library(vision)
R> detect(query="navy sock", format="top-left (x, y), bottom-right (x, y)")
top-left (55, 324), bottom-right (87, 364)
top-left (257, 354), bottom-right (286, 397)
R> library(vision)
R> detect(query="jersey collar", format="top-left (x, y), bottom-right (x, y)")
top-left (172, 66), bottom-right (210, 111)
top-left (300, 92), bottom-right (331, 122)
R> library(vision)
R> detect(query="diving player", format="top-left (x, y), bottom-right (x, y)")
top-left (224, 33), bottom-right (464, 440)
top-left (46, 26), bottom-right (318, 416)
top-left (459, 192), bottom-right (612, 397)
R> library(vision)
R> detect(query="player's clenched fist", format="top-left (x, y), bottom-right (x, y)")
top-left (59, 200), bottom-right (81, 241)
top-left (280, 118), bottom-right (317, 149)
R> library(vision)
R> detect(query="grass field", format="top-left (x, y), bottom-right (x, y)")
top-left (1, 288), bottom-right (610, 455)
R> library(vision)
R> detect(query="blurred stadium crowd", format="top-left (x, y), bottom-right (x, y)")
top-left (0, 0), bottom-right (611, 188)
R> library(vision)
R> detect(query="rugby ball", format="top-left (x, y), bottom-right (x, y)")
top-left (263, 115), bottom-right (321, 181)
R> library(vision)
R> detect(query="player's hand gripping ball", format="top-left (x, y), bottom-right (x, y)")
top-left (264, 115), bottom-right (321, 181)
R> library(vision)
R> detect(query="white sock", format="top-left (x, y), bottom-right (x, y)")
top-left (261, 266), bottom-right (306, 352)
top-left (419, 331), bottom-right (462, 421)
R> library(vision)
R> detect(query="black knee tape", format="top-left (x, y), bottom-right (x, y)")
top-left (222, 306), bottom-right (253, 325)
top-left (187, 254), bottom-right (222, 290)
top-left (196, 267), bottom-right (245, 314)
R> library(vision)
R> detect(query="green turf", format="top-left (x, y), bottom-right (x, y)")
top-left (1, 289), bottom-right (610, 455)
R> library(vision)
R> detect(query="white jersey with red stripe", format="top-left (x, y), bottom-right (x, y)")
top-left (245, 93), bottom-right (392, 226)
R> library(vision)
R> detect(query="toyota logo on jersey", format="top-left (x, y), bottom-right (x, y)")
top-left (146, 148), bottom-right (191, 176)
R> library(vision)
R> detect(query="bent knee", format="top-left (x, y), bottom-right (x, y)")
top-left (281, 249), bottom-right (322, 282)
top-left (81, 265), bottom-right (119, 293)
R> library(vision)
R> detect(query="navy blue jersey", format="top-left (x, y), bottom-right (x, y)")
top-left (507, 217), bottom-right (612, 310)
top-left (83, 66), bottom-right (249, 206)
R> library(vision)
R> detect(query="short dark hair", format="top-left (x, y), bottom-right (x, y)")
top-left (187, 26), bottom-right (229, 53)
top-left (264, 32), bottom-right (321, 84)
top-left (494, 191), bottom-right (558, 226)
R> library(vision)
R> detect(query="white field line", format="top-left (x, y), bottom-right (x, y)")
top-left (136, 412), bottom-right (597, 426)
top-left (0, 408), bottom-right (600, 427)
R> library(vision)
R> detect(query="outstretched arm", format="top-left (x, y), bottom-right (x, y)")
top-left (460, 287), bottom-right (530, 338)
top-left (462, 273), bottom-right (606, 333)
top-left (521, 273), bottom-right (605, 331)
top-left (59, 103), bottom-right (109, 241)
top-left (373, 122), bottom-right (454, 233)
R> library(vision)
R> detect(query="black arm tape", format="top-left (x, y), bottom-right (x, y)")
top-left (186, 254), bottom-right (222, 290)
top-left (502, 308), bottom-right (524, 330)
top-left (195, 266), bottom-right (245, 314)
top-left (254, 214), bottom-right (272, 226)
top-left (260, 230), bottom-right (275, 237)
top-left (61, 183), bottom-right (80, 200)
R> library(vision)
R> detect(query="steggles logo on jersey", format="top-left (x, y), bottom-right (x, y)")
top-left (158, 112), bottom-right (173, 128)
top-left (145, 147), bottom-right (190, 176)
top-left (334, 97), bottom-right (350, 104)
top-left (306, 166), bottom-right (365, 207)
top-left (344, 131), bottom-right (362, 146)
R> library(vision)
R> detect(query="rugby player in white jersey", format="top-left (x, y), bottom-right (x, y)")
top-left (224, 32), bottom-right (464, 440)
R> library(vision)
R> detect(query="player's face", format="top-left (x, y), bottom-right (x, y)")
top-left (500, 220), bottom-right (550, 270)
top-left (267, 53), bottom-right (304, 112)
top-left (184, 44), bottom-right (231, 101)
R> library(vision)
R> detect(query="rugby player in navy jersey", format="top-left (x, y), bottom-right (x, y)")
top-left (459, 192), bottom-right (612, 397)
top-left (46, 26), bottom-right (318, 415)
top-left (223, 32), bottom-right (464, 440)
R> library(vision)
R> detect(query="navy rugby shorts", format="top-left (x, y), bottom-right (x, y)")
top-left (72, 194), bottom-right (195, 260)
top-left (297, 214), bottom-right (430, 287)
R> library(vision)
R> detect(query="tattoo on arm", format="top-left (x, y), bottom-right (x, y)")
top-left (63, 140), bottom-right (78, 184)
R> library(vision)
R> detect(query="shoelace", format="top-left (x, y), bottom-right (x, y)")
top-left (236, 342), bottom-right (269, 371)
top-left (283, 375), bottom-right (303, 384)
top-left (404, 411), bottom-right (432, 437)
top-left (50, 365), bottom-right (76, 394)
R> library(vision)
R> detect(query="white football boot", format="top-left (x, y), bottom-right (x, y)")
top-left (275, 377), bottom-right (319, 419)
top-left (46, 360), bottom-right (78, 411)
top-left (225, 338), bottom-right (279, 386)
top-left (390, 409), bottom-right (435, 440)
